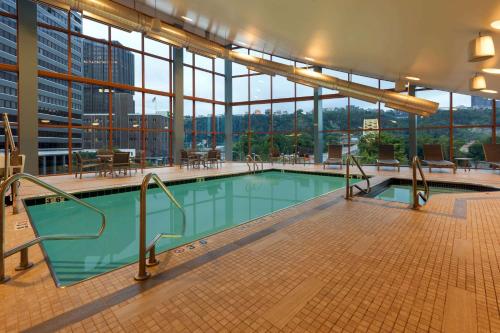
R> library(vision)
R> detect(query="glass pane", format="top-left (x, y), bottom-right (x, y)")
top-left (250, 104), bottom-right (270, 133)
top-left (82, 18), bottom-right (108, 40)
top-left (215, 75), bottom-right (225, 102)
top-left (351, 74), bottom-right (378, 87)
top-left (111, 27), bottom-right (141, 51)
top-left (416, 90), bottom-right (450, 127)
top-left (38, 77), bottom-right (69, 125)
top-left (0, 16), bottom-right (16, 64)
top-left (232, 76), bottom-right (248, 102)
top-left (322, 98), bottom-right (348, 131)
top-left (215, 58), bottom-right (225, 74)
top-left (37, 3), bottom-right (67, 28)
top-left (272, 75), bottom-right (294, 99)
top-left (145, 56), bottom-right (170, 92)
top-left (453, 128), bottom-right (491, 165)
top-left (194, 69), bottom-right (212, 99)
top-left (214, 104), bottom-right (224, 133)
top-left (272, 102), bottom-right (294, 132)
top-left (194, 54), bottom-right (212, 70)
top-left (380, 107), bottom-right (408, 129)
top-left (250, 74), bottom-right (270, 101)
top-left (112, 47), bottom-right (141, 87)
top-left (183, 49), bottom-right (193, 65)
top-left (38, 126), bottom-right (70, 175)
top-left (77, 36), bottom-right (108, 80)
top-left (296, 83), bottom-right (313, 97)
top-left (144, 37), bottom-right (170, 58)
top-left (350, 98), bottom-right (378, 130)
top-left (38, 27), bottom-right (68, 73)
top-left (232, 104), bottom-right (248, 134)
top-left (183, 66), bottom-right (193, 96)
top-left (145, 130), bottom-right (170, 166)
top-left (183, 99), bottom-right (193, 148)
top-left (194, 101), bottom-right (212, 135)
top-left (0, 0), bottom-right (16, 14)
top-left (453, 94), bottom-right (492, 126)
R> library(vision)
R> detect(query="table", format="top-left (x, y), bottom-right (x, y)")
top-left (454, 157), bottom-right (473, 172)
top-left (96, 154), bottom-right (113, 175)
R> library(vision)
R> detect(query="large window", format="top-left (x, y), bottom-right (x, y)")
top-left (184, 51), bottom-right (225, 151)
top-left (35, 4), bottom-right (173, 174)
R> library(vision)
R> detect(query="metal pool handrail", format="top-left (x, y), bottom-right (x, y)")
top-left (0, 173), bottom-right (106, 284)
top-left (135, 173), bottom-right (186, 281)
top-left (412, 156), bottom-right (430, 209)
top-left (345, 154), bottom-right (371, 199)
top-left (246, 154), bottom-right (264, 173)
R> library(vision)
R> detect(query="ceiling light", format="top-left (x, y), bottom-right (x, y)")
top-left (468, 34), bottom-right (495, 62)
top-left (405, 76), bottom-right (420, 81)
top-left (481, 89), bottom-right (498, 94)
top-left (181, 16), bottom-right (193, 22)
top-left (469, 74), bottom-right (487, 91)
top-left (304, 57), bottom-right (314, 62)
top-left (482, 68), bottom-right (500, 75)
top-left (491, 20), bottom-right (500, 30)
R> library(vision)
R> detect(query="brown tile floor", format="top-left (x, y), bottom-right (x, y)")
top-left (1, 163), bottom-right (499, 332)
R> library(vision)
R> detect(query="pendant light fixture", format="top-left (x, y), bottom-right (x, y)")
top-left (468, 33), bottom-right (495, 62)
top-left (469, 73), bottom-right (487, 91)
top-left (151, 0), bottom-right (162, 32)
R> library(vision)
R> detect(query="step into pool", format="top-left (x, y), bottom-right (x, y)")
top-left (367, 179), bottom-right (499, 205)
top-left (25, 170), bottom-right (358, 287)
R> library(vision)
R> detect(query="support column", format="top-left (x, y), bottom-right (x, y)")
top-left (18, 0), bottom-right (38, 174)
top-left (172, 47), bottom-right (184, 164)
top-left (224, 58), bottom-right (233, 161)
top-left (408, 84), bottom-right (417, 159)
top-left (313, 66), bottom-right (323, 163)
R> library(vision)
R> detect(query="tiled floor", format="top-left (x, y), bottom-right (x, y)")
top-left (1, 163), bottom-right (499, 332)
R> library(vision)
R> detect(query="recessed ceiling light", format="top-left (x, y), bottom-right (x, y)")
top-left (405, 76), bottom-right (420, 81)
top-left (481, 89), bottom-right (498, 94)
top-left (181, 16), bottom-right (193, 22)
top-left (491, 20), bottom-right (500, 30)
top-left (482, 68), bottom-right (500, 75)
top-left (304, 57), bottom-right (314, 61)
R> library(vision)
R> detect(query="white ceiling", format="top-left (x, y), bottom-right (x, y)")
top-left (114, 0), bottom-right (500, 99)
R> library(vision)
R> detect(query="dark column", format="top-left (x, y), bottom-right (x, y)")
top-left (313, 66), bottom-right (323, 163)
top-left (18, 0), bottom-right (38, 174)
top-left (408, 84), bottom-right (417, 159)
top-left (172, 47), bottom-right (184, 164)
top-left (224, 58), bottom-right (233, 161)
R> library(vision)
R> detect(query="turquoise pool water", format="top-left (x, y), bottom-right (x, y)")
top-left (374, 185), bottom-right (471, 204)
top-left (26, 171), bottom-right (355, 286)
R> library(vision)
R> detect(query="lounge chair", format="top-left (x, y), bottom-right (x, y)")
top-left (376, 144), bottom-right (400, 171)
top-left (296, 147), bottom-right (310, 166)
top-left (423, 144), bottom-right (456, 173)
top-left (206, 149), bottom-right (219, 168)
top-left (482, 143), bottom-right (500, 170)
top-left (323, 144), bottom-right (343, 169)
top-left (180, 149), bottom-right (197, 169)
top-left (74, 152), bottom-right (101, 179)
top-left (108, 152), bottom-right (131, 177)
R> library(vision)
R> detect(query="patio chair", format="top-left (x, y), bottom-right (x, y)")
top-left (296, 147), bottom-right (311, 166)
top-left (129, 152), bottom-right (143, 175)
top-left (74, 152), bottom-right (101, 179)
top-left (180, 149), bottom-right (197, 169)
top-left (423, 144), bottom-right (456, 173)
top-left (215, 149), bottom-right (223, 168)
top-left (376, 144), bottom-right (400, 171)
top-left (269, 147), bottom-right (282, 165)
top-left (323, 144), bottom-right (343, 169)
top-left (206, 149), bottom-right (220, 168)
top-left (108, 152), bottom-right (131, 177)
top-left (482, 143), bottom-right (500, 170)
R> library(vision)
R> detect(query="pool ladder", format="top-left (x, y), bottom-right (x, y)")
top-left (135, 173), bottom-right (186, 281)
top-left (0, 173), bottom-right (106, 284)
top-left (411, 156), bottom-right (430, 209)
top-left (345, 155), bottom-right (371, 199)
top-left (246, 154), bottom-right (264, 173)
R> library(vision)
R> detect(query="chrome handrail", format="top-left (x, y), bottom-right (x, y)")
top-left (412, 156), bottom-right (430, 209)
top-left (135, 173), bottom-right (186, 281)
top-left (345, 154), bottom-right (371, 199)
top-left (246, 154), bottom-right (264, 174)
top-left (0, 173), bottom-right (106, 283)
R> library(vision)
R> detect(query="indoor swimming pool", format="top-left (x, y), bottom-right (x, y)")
top-left (25, 170), bottom-right (357, 286)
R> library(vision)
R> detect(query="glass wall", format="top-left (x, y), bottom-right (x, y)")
top-left (231, 48), bottom-right (314, 161)
top-left (183, 51), bottom-right (225, 151)
top-left (35, 3), bottom-right (173, 174)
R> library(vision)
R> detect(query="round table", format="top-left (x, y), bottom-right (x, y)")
top-left (454, 157), bottom-right (473, 172)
